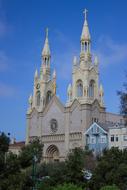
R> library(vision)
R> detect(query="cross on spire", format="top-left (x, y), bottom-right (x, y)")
top-left (83, 9), bottom-right (88, 20)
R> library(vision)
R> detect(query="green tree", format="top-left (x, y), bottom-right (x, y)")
top-left (36, 148), bottom-right (95, 189)
top-left (90, 148), bottom-right (127, 190)
top-left (0, 134), bottom-right (43, 190)
top-left (0, 132), bottom-right (11, 189)
top-left (0, 132), bottom-right (10, 152)
top-left (65, 147), bottom-right (85, 185)
top-left (53, 183), bottom-right (83, 190)
top-left (19, 138), bottom-right (43, 168)
top-left (117, 75), bottom-right (127, 124)
top-left (100, 185), bottom-right (120, 190)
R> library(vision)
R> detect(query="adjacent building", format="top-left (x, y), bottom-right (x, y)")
top-left (85, 122), bottom-right (108, 155)
top-left (108, 125), bottom-right (127, 150)
top-left (9, 141), bottom-right (25, 155)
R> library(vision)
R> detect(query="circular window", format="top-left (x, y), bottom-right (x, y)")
top-left (50, 119), bottom-right (58, 133)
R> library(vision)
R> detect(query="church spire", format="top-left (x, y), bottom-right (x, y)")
top-left (41, 28), bottom-right (51, 80)
top-left (80, 9), bottom-right (91, 53)
top-left (42, 28), bottom-right (51, 57)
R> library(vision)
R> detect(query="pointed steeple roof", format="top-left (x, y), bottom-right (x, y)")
top-left (81, 9), bottom-right (91, 42)
top-left (42, 28), bottom-right (51, 57)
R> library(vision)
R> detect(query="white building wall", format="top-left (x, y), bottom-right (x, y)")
top-left (109, 127), bottom-right (127, 150)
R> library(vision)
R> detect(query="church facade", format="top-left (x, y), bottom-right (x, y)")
top-left (26, 10), bottom-right (124, 162)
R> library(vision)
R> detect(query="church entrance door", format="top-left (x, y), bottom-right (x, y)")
top-left (46, 145), bottom-right (59, 162)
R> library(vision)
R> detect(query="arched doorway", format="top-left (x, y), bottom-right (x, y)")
top-left (46, 145), bottom-right (59, 162)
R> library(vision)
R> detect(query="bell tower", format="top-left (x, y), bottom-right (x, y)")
top-left (27, 29), bottom-right (57, 113)
top-left (66, 9), bottom-right (104, 107)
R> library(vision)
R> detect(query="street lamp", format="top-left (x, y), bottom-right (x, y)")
top-left (32, 155), bottom-right (38, 190)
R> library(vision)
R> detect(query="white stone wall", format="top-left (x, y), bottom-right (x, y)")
top-left (109, 127), bottom-right (127, 150)
top-left (41, 101), bottom-right (65, 135)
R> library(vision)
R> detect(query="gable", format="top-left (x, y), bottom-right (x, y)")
top-left (43, 95), bottom-right (65, 116)
top-left (89, 66), bottom-right (98, 77)
top-left (42, 96), bottom-right (65, 135)
top-left (85, 122), bottom-right (108, 135)
top-left (92, 99), bottom-right (100, 111)
top-left (70, 99), bottom-right (80, 112)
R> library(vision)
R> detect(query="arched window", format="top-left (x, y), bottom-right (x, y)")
top-left (50, 119), bottom-right (58, 133)
top-left (85, 42), bottom-right (87, 51)
top-left (46, 90), bottom-right (52, 104)
top-left (36, 91), bottom-right (40, 106)
top-left (89, 80), bottom-right (95, 97)
top-left (76, 80), bottom-right (83, 97)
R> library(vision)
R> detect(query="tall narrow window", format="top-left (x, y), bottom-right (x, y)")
top-left (46, 91), bottom-right (52, 104)
top-left (76, 80), bottom-right (83, 97)
top-left (36, 91), bottom-right (40, 106)
top-left (111, 135), bottom-right (114, 142)
top-left (89, 80), bottom-right (95, 97)
top-left (85, 42), bottom-right (87, 51)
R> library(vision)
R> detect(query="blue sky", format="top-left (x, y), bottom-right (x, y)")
top-left (0, 0), bottom-right (127, 141)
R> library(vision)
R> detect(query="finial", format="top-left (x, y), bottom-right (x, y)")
top-left (67, 83), bottom-right (72, 92)
top-left (53, 80), bottom-right (56, 95)
top-left (34, 69), bottom-right (38, 79)
top-left (94, 56), bottom-right (99, 66)
top-left (53, 69), bottom-right (56, 79)
top-left (73, 56), bottom-right (77, 66)
top-left (83, 9), bottom-right (88, 21)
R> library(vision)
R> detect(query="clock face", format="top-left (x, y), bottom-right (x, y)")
top-left (36, 83), bottom-right (40, 89)
top-left (50, 119), bottom-right (58, 133)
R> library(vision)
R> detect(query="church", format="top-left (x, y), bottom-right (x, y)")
top-left (26, 10), bottom-right (123, 162)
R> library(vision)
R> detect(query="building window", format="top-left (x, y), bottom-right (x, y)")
top-left (116, 135), bottom-right (119, 142)
top-left (111, 135), bottom-right (114, 142)
top-left (36, 91), bottom-right (40, 106)
top-left (50, 119), bottom-right (58, 133)
top-left (123, 135), bottom-right (127, 141)
top-left (76, 80), bottom-right (83, 97)
top-left (92, 118), bottom-right (99, 123)
top-left (90, 137), bottom-right (96, 144)
top-left (89, 80), bottom-right (95, 97)
top-left (86, 137), bottom-right (90, 144)
top-left (46, 91), bottom-right (52, 104)
top-left (100, 136), bottom-right (106, 143)
top-left (96, 126), bottom-right (99, 133)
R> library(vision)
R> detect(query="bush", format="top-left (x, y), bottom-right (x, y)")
top-left (53, 183), bottom-right (83, 190)
top-left (100, 185), bottom-right (120, 190)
